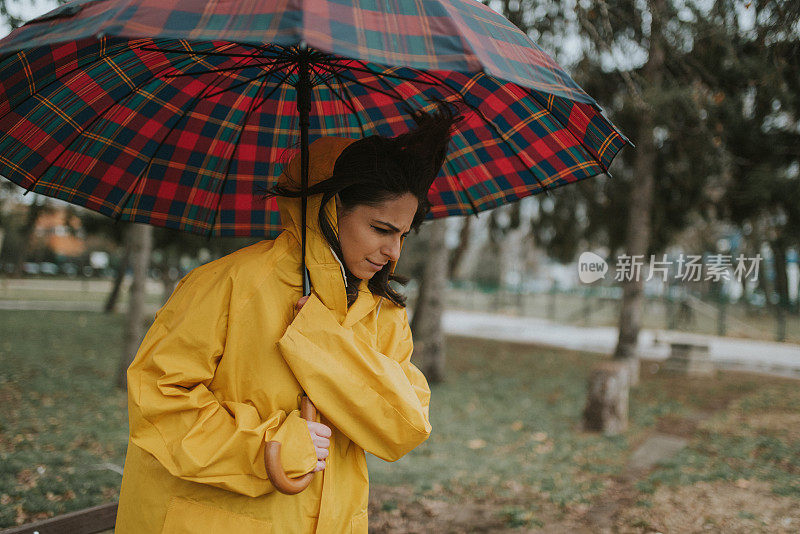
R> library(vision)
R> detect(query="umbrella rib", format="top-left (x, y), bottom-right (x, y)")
top-left (313, 65), bottom-right (366, 137)
top-left (204, 59), bottom-right (293, 99)
top-left (164, 57), bottom-right (295, 79)
top-left (113, 47), bottom-right (266, 220)
top-left (23, 41), bottom-right (234, 196)
top-left (419, 70), bottom-right (554, 198)
top-left (339, 61), bottom-right (441, 87)
top-left (329, 71), bottom-right (407, 104)
top-left (204, 71), bottom-right (282, 237)
top-left (332, 73), bottom-right (370, 137)
top-left (137, 45), bottom-right (278, 59)
top-left (250, 68), bottom-right (295, 112)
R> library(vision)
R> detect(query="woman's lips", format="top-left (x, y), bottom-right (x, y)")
top-left (366, 259), bottom-right (386, 269)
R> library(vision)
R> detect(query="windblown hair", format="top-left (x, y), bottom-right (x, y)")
top-left (268, 100), bottom-right (464, 307)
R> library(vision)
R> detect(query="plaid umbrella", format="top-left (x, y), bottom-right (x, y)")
top-left (0, 0), bottom-right (629, 241)
top-left (0, 0), bottom-right (630, 494)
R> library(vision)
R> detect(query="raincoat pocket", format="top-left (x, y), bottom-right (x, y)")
top-left (161, 497), bottom-right (272, 534)
top-left (350, 509), bottom-right (368, 533)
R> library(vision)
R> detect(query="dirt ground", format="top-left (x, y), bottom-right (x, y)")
top-left (368, 478), bottom-right (800, 533)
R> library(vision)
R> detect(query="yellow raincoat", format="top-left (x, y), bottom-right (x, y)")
top-left (115, 137), bottom-right (432, 533)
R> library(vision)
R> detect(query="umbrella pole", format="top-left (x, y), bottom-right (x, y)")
top-left (263, 44), bottom-right (317, 496)
top-left (298, 48), bottom-right (312, 297)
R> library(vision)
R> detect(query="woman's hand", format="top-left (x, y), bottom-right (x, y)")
top-left (307, 421), bottom-right (331, 472)
top-left (295, 295), bottom-right (310, 312)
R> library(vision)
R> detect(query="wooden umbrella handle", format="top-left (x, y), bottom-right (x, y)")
top-left (265, 395), bottom-right (317, 495)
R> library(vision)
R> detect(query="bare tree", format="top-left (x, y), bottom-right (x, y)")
top-left (448, 216), bottom-right (473, 279)
top-left (411, 219), bottom-right (448, 383)
top-left (609, 0), bottom-right (666, 385)
top-left (116, 223), bottom-right (153, 389)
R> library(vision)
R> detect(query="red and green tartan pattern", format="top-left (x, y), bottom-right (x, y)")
top-left (0, 1), bottom-right (629, 237)
top-left (0, 0), bottom-right (596, 104)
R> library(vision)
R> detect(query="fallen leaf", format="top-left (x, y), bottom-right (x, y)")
top-left (511, 421), bottom-right (523, 431)
top-left (502, 480), bottom-right (525, 493)
top-left (419, 498), bottom-right (449, 517)
top-left (467, 439), bottom-right (486, 449)
top-left (532, 431), bottom-right (548, 442)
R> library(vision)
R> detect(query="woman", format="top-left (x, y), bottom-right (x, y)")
top-left (115, 102), bottom-right (462, 533)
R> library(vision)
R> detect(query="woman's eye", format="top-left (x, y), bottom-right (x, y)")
top-left (371, 226), bottom-right (390, 234)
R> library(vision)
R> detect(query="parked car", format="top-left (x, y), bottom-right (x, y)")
top-left (60, 262), bottom-right (79, 277)
top-left (39, 262), bottom-right (59, 275)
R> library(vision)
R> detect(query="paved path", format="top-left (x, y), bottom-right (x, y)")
top-left (443, 310), bottom-right (800, 379)
top-left (2, 280), bottom-right (799, 379)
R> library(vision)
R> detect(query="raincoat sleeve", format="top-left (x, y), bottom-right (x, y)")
top-left (126, 267), bottom-right (318, 497)
top-left (277, 293), bottom-right (432, 462)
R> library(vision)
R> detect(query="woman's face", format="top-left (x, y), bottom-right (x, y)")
top-left (336, 192), bottom-right (418, 280)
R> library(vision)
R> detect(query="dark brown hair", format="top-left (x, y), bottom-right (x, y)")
top-left (269, 100), bottom-right (463, 307)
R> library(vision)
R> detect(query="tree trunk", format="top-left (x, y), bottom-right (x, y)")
top-left (13, 195), bottom-right (45, 276)
top-left (756, 241), bottom-right (774, 307)
top-left (104, 238), bottom-right (132, 313)
top-left (773, 240), bottom-right (789, 342)
top-left (116, 224), bottom-right (153, 389)
top-left (583, 361), bottom-right (630, 435)
top-left (411, 219), bottom-right (448, 383)
top-left (613, 0), bottom-right (665, 386)
top-left (161, 249), bottom-right (179, 304)
top-left (613, 115), bottom-right (655, 383)
top-left (448, 216), bottom-right (472, 279)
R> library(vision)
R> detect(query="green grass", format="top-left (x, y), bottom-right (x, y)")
top-left (0, 282), bottom-right (163, 307)
top-left (368, 337), bottom-right (633, 506)
top-left (368, 337), bottom-right (800, 511)
top-left (0, 311), bottom-right (128, 527)
top-left (633, 382), bottom-right (800, 498)
top-left (1, 310), bottom-right (799, 529)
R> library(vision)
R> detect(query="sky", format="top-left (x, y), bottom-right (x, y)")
top-left (0, 0), bottom-right (60, 35)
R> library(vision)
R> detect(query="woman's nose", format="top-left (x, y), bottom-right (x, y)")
top-left (383, 236), bottom-right (402, 261)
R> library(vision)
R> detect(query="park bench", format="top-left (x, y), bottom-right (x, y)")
top-left (0, 502), bottom-right (117, 534)
top-left (659, 334), bottom-right (714, 376)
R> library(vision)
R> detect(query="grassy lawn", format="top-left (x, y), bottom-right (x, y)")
top-left (0, 310), bottom-right (128, 527)
top-left (1, 310), bottom-right (799, 531)
top-left (0, 278), bottom-right (163, 308)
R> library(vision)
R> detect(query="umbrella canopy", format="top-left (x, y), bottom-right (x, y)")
top-left (0, 0), bottom-right (629, 239)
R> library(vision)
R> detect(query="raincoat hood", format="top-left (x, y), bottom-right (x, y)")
top-left (276, 136), bottom-right (400, 315)
top-left (276, 136), bottom-right (357, 264)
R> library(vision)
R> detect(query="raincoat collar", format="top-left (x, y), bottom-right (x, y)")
top-left (276, 136), bottom-right (389, 325)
